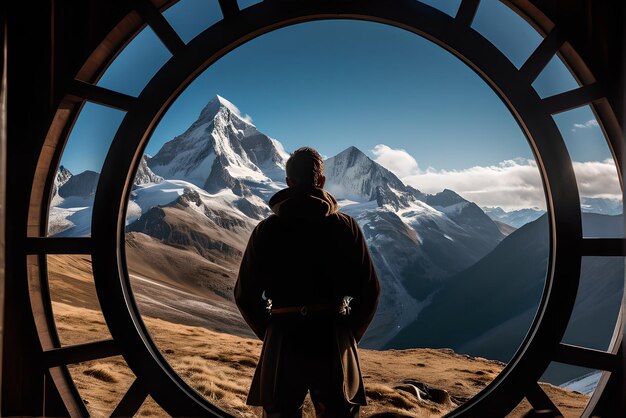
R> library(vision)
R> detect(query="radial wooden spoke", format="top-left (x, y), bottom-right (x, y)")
top-left (455, 0), bottom-right (481, 26)
top-left (526, 383), bottom-right (564, 416)
top-left (67, 80), bottom-right (137, 111)
top-left (219, 0), bottom-right (240, 19)
top-left (554, 343), bottom-right (619, 371)
top-left (25, 237), bottom-right (94, 255)
top-left (520, 29), bottom-right (566, 83)
top-left (44, 339), bottom-right (119, 367)
top-left (581, 238), bottom-right (626, 256)
top-left (133, 0), bottom-right (185, 54)
top-left (111, 378), bottom-right (148, 418)
top-left (542, 83), bottom-right (604, 114)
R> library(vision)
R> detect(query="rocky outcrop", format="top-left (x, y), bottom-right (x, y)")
top-left (134, 154), bottom-right (164, 186)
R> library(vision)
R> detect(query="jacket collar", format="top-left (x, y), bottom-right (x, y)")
top-left (269, 186), bottom-right (339, 219)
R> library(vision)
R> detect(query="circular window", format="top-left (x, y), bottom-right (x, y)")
top-left (27, 1), bottom-right (625, 416)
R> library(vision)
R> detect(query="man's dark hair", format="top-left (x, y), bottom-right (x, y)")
top-left (286, 147), bottom-right (324, 187)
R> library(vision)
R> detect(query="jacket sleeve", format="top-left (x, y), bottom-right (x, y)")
top-left (234, 224), bottom-right (269, 340)
top-left (346, 216), bottom-right (381, 343)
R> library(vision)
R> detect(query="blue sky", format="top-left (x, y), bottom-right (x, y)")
top-left (59, 0), bottom-right (620, 210)
top-left (146, 18), bottom-right (533, 167)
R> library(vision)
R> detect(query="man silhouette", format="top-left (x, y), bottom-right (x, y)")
top-left (235, 147), bottom-right (380, 418)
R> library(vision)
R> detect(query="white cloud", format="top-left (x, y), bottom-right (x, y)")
top-left (573, 119), bottom-right (599, 130)
top-left (232, 106), bottom-right (253, 124)
top-left (571, 159), bottom-right (622, 200)
top-left (371, 144), bottom-right (420, 178)
top-left (402, 160), bottom-right (547, 211)
top-left (370, 144), bottom-right (621, 211)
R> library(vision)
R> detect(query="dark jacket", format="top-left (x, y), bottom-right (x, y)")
top-left (234, 186), bottom-right (380, 407)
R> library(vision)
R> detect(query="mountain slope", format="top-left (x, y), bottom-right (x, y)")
top-left (328, 148), bottom-right (504, 300)
top-left (127, 187), bottom-right (254, 266)
top-left (387, 213), bottom-right (623, 384)
top-left (387, 215), bottom-right (549, 355)
top-left (58, 170), bottom-right (99, 198)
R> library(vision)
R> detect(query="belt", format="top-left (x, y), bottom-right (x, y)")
top-left (270, 303), bottom-right (335, 317)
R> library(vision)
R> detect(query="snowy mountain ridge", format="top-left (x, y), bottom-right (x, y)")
top-left (484, 197), bottom-right (623, 229)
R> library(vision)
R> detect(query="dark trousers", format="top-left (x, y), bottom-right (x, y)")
top-left (263, 325), bottom-right (361, 418)
top-left (262, 387), bottom-right (360, 418)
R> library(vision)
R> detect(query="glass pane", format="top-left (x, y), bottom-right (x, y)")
top-left (48, 103), bottom-right (125, 237)
top-left (540, 362), bottom-right (597, 417)
top-left (47, 255), bottom-right (113, 346)
top-left (472, 0), bottom-right (543, 68)
top-left (67, 356), bottom-right (135, 417)
top-left (533, 54), bottom-right (580, 99)
top-left (135, 395), bottom-right (168, 417)
top-left (418, 0), bottom-right (462, 17)
top-left (163, 0), bottom-right (223, 44)
top-left (552, 106), bottom-right (624, 237)
top-left (562, 256), bottom-right (624, 351)
top-left (97, 26), bottom-right (172, 97)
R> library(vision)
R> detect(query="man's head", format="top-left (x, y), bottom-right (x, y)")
top-left (285, 147), bottom-right (325, 188)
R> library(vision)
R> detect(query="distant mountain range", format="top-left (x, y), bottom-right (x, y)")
top-left (482, 206), bottom-right (544, 228)
top-left (484, 196), bottom-right (622, 229)
top-left (49, 95), bottom-right (623, 384)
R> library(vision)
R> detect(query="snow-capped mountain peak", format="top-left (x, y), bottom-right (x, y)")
top-left (148, 95), bottom-right (287, 191)
top-left (199, 94), bottom-right (256, 130)
top-left (325, 146), bottom-right (416, 203)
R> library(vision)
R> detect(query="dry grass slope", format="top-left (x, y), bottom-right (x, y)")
top-left (55, 303), bottom-right (589, 418)
top-left (48, 255), bottom-right (589, 417)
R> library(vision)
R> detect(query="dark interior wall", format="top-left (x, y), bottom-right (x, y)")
top-left (1, 0), bottom-right (624, 415)
top-left (2, 1), bottom-right (139, 414)
top-left (4, 1), bottom-right (54, 413)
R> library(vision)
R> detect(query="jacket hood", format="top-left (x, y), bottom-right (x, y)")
top-left (268, 186), bottom-right (339, 218)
